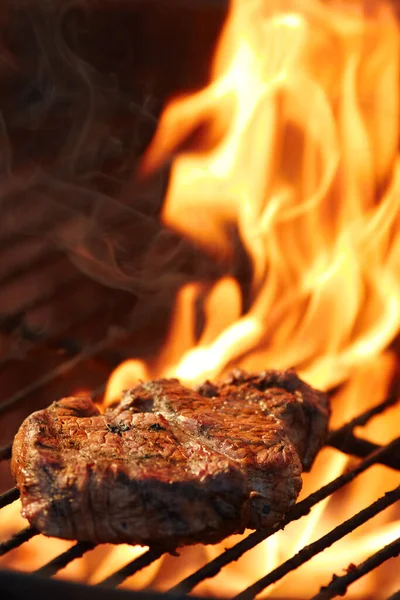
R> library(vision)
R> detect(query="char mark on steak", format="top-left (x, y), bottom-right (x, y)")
top-left (12, 396), bottom-right (249, 548)
top-left (12, 370), bottom-right (329, 547)
top-left (198, 369), bottom-right (331, 470)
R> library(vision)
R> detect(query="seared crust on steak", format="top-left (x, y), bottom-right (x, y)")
top-left (12, 397), bottom-right (249, 547)
top-left (12, 370), bottom-right (329, 547)
top-left (198, 369), bottom-right (331, 470)
top-left (118, 379), bottom-right (303, 529)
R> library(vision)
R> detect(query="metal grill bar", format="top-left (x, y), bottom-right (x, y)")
top-left (310, 537), bottom-right (400, 600)
top-left (0, 568), bottom-right (203, 600)
top-left (169, 437), bottom-right (400, 594)
top-left (0, 527), bottom-right (37, 557)
top-left (386, 591), bottom-right (400, 600)
top-left (34, 542), bottom-right (96, 578)
top-left (234, 486), bottom-right (400, 600)
top-left (0, 487), bottom-right (19, 509)
top-left (327, 392), bottom-right (400, 467)
top-left (0, 330), bottom-right (128, 416)
top-left (329, 392), bottom-right (399, 433)
top-left (98, 549), bottom-right (164, 588)
top-left (0, 445), bottom-right (12, 461)
top-left (327, 433), bottom-right (400, 470)
top-left (0, 250), bottom-right (61, 289)
top-left (0, 272), bottom-right (82, 331)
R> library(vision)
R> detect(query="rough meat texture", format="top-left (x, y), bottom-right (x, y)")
top-left (12, 370), bottom-right (329, 547)
top-left (12, 396), bottom-right (249, 548)
top-left (198, 369), bottom-right (330, 470)
top-left (117, 378), bottom-right (302, 530)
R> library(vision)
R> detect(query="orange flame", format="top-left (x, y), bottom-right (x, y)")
top-left (108, 0), bottom-right (400, 397)
top-left (105, 0), bottom-right (400, 596)
top-left (2, 0), bottom-right (400, 597)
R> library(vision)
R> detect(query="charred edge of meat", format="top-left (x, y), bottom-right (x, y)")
top-left (12, 395), bottom-right (251, 548)
top-left (198, 368), bottom-right (330, 470)
top-left (11, 370), bottom-right (329, 548)
top-left (121, 378), bottom-right (306, 529)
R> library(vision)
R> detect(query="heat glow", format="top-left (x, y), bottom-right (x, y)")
top-left (105, 0), bottom-right (400, 596)
top-left (2, 0), bottom-right (400, 597)
top-left (106, 0), bottom-right (400, 596)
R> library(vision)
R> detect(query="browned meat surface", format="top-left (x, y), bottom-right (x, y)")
top-left (198, 369), bottom-right (330, 470)
top-left (12, 396), bottom-right (249, 548)
top-left (117, 369), bottom-right (329, 529)
top-left (12, 370), bottom-right (329, 547)
top-left (117, 379), bottom-right (301, 530)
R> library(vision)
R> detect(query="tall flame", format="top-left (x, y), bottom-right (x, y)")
top-left (102, 1), bottom-right (400, 597)
top-left (2, 0), bottom-right (400, 597)
top-left (108, 0), bottom-right (400, 398)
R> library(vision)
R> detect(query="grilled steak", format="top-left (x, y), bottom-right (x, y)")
top-left (12, 396), bottom-right (249, 548)
top-left (198, 369), bottom-right (330, 470)
top-left (12, 370), bottom-right (329, 547)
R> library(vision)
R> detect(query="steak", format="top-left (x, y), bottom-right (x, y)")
top-left (198, 369), bottom-right (330, 470)
top-left (12, 396), bottom-right (249, 548)
top-left (12, 370), bottom-right (329, 547)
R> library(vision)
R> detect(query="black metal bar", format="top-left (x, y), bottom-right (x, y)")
top-left (0, 272), bottom-right (81, 332)
top-left (0, 569), bottom-right (202, 600)
top-left (311, 537), bottom-right (400, 600)
top-left (326, 392), bottom-right (400, 468)
top-left (34, 542), bottom-right (97, 577)
top-left (328, 393), bottom-right (399, 440)
top-left (0, 329), bottom-right (128, 415)
top-left (327, 432), bottom-right (400, 470)
top-left (169, 437), bottom-right (400, 595)
top-left (0, 526), bottom-right (38, 556)
top-left (0, 443), bottom-right (12, 461)
top-left (97, 548), bottom-right (164, 588)
top-left (234, 486), bottom-right (400, 600)
top-left (0, 486), bottom-right (19, 508)
top-left (386, 591), bottom-right (400, 600)
top-left (0, 249), bottom-right (60, 289)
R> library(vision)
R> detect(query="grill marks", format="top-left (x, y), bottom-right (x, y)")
top-left (12, 397), bottom-right (249, 548)
top-left (198, 369), bottom-right (331, 470)
top-left (11, 370), bottom-right (329, 548)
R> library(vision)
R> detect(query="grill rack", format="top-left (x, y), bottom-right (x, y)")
top-left (0, 198), bottom-right (400, 599)
top-left (2, 403), bottom-right (399, 598)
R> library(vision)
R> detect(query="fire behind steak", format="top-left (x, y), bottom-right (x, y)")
top-left (11, 370), bottom-right (329, 548)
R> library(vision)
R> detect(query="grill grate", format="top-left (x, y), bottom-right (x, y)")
top-left (0, 526), bottom-right (37, 557)
top-left (310, 537), bottom-right (400, 600)
top-left (167, 437), bottom-right (400, 597)
top-left (0, 203), bottom-right (399, 599)
top-left (233, 486), bottom-right (400, 600)
top-left (1, 363), bottom-right (399, 597)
